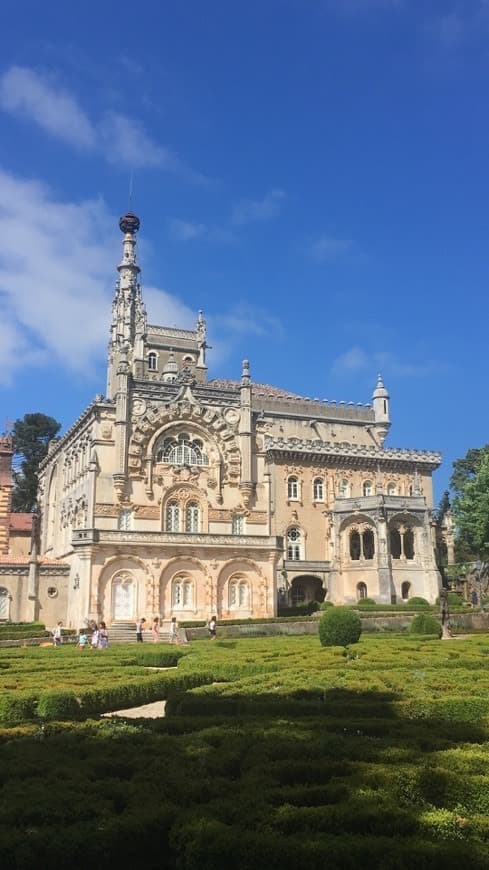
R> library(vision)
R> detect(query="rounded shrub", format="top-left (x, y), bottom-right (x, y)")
top-left (435, 592), bottom-right (464, 607)
top-left (319, 601), bottom-right (334, 610)
top-left (409, 613), bottom-right (442, 638)
top-left (356, 597), bottom-right (377, 607)
top-left (407, 597), bottom-right (430, 608)
top-left (318, 607), bottom-right (362, 647)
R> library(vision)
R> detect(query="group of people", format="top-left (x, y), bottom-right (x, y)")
top-left (136, 616), bottom-right (180, 644)
top-left (78, 622), bottom-right (109, 650)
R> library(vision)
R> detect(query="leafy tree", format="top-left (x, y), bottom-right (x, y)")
top-left (452, 453), bottom-right (489, 604)
top-left (450, 445), bottom-right (489, 499)
top-left (435, 490), bottom-right (451, 524)
top-left (12, 413), bottom-right (61, 512)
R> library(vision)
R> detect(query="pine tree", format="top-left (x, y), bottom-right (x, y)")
top-left (12, 413), bottom-right (61, 512)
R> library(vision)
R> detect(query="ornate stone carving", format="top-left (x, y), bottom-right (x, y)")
top-left (134, 505), bottom-right (159, 519)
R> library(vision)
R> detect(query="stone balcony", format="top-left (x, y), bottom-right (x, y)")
top-left (73, 529), bottom-right (283, 551)
top-left (334, 495), bottom-right (427, 514)
top-left (283, 560), bottom-right (331, 573)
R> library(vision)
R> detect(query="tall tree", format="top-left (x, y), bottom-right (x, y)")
top-left (435, 490), bottom-right (451, 524)
top-left (452, 452), bottom-right (489, 602)
top-left (12, 413), bottom-right (61, 512)
top-left (450, 445), bottom-right (489, 499)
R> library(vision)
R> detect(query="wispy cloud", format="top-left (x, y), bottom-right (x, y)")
top-left (0, 65), bottom-right (96, 149)
top-left (168, 217), bottom-right (235, 244)
top-left (231, 189), bottom-right (286, 226)
top-left (333, 345), bottom-right (448, 378)
top-left (309, 234), bottom-right (353, 260)
top-left (0, 65), bottom-right (199, 174)
top-left (214, 302), bottom-right (284, 339)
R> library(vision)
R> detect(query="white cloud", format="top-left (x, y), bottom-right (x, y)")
top-left (310, 235), bottom-right (353, 260)
top-left (0, 65), bottom-right (196, 173)
top-left (168, 217), bottom-right (235, 244)
top-left (99, 112), bottom-right (176, 170)
top-left (0, 168), bottom-right (203, 384)
top-left (231, 189), bottom-right (286, 226)
top-left (144, 286), bottom-right (197, 330)
top-left (214, 303), bottom-right (284, 339)
top-left (333, 345), bottom-right (448, 378)
top-left (0, 65), bottom-right (96, 149)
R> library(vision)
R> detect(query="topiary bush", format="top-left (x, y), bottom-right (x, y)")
top-left (407, 597), bottom-right (430, 608)
top-left (319, 601), bottom-right (334, 610)
top-left (37, 690), bottom-right (82, 720)
top-left (356, 598), bottom-right (377, 607)
top-left (409, 613), bottom-right (442, 638)
top-left (318, 607), bottom-right (362, 647)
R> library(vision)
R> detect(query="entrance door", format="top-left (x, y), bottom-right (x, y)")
top-left (0, 588), bottom-right (9, 621)
top-left (112, 574), bottom-right (134, 621)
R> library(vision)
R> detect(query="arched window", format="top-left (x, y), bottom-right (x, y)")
top-left (286, 527), bottom-right (303, 560)
top-left (0, 587), bottom-right (10, 621)
top-left (155, 433), bottom-right (209, 466)
top-left (229, 577), bottom-right (249, 609)
top-left (363, 480), bottom-right (374, 497)
top-left (404, 528), bottom-right (415, 560)
top-left (357, 582), bottom-right (368, 600)
top-left (338, 479), bottom-right (350, 498)
top-left (387, 483), bottom-right (397, 496)
top-left (185, 502), bottom-right (200, 533)
top-left (147, 352), bottom-right (157, 371)
top-left (350, 530), bottom-right (361, 560)
top-left (287, 476), bottom-right (299, 500)
top-left (362, 529), bottom-right (375, 560)
top-left (390, 528), bottom-right (401, 559)
top-left (401, 581), bottom-right (411, 601)
top-left (117, 509), bottom-right (133, 531)
top-left (232, 514), bottom-right (244, 535)
top-left (166, 501), bottom-right (180, 532)
top-left (172, 576), bottom-right (194, 609)
top-left (112, 571), bottom-right (135, 621)
top-left (313, 478), bottom-right (324, 501)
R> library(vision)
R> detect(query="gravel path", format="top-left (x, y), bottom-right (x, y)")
top-left (102, 700), bottom-right (166, 719)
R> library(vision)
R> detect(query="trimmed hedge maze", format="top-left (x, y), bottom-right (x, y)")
top-left (1, 635), bottom-right (489, 868)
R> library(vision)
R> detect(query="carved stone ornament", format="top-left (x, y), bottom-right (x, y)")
top-left (224, 408), bottom-right (240, 427)
top-left (132, 398), bottom-right (147, 417)
top-left (100, 423), bottom-right (113, 440)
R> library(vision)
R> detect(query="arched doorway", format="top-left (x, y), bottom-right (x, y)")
top-left (290, 575), bottom-right (325, 607)
top-left (111, 571), bottom-right (136, 621)
top-left (0, 587), bottom-right (10, 621)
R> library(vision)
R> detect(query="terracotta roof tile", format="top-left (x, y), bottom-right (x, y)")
top-left (9, 513), bottom-right (32, 532)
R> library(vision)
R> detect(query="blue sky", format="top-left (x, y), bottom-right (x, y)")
top-left (0, 0), bottom-right (487, 502)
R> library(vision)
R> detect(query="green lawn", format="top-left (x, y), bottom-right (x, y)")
top-left (1, 634), bottom-right (489, 868)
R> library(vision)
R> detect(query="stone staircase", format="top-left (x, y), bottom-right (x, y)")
top-left (108, 622), bottom-right (172, 644)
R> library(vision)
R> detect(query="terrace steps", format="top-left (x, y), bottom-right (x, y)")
top-left (109, 622), bottom-right (172, 643)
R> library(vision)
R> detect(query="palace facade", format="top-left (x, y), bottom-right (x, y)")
top-left (5, 212), bottom-right (442, 627)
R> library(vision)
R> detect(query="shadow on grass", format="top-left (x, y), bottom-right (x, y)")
top-left (1, 683), bottom-right (488, 869)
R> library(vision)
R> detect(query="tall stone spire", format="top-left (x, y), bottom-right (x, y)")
top-left (106, 212), bottom-right (147, 399)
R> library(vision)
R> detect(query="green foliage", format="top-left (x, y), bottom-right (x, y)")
top-left (37, 690), bottom-right (81, 720)
top-left (0, 692), bottom-right (37, 723)
top-left (436, 490), bottom-right (451, 523)
top-left (0, 622), bottom-right (49, 640)
top-left (12, 412), bottom-right (61, 512)
top-left (435, 592), bottom-right (464, 607)
top-left (407, 597), bottom-right (430, 607)
top-left (356, 597), bottom-right (377, 606)
top-left (453, 453), bottom-right (489, 566)
top-left (319, 601), bottom-right (334, 610)
top-left (409, 613), bottom-right (442, 638)
top-left (318, 607), bottom-right (362, 647)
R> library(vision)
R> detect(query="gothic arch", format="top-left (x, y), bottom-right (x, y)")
top-left (98, 556), bottom-right (149, 624)
top-left (128, 404), bottom-right (241, 484)
top-left (217, 558), bottom-right (262, 618)
top-left (161, 483), bottom-right (208, 532)
top-left (159, 556), bottom-right (208, 617)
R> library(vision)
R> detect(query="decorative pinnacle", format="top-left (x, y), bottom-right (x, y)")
top-left (119, 211), bottom-right (140, 234)
top-left (241, 359), bottom-right (251, 385)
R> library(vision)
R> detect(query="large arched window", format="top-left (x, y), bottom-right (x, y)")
top-left (166, 501), bottom-right (180, 532)
top-left (313, 478), bottom-right (324, 501)
top-left (172, 576), bottom-right (194, 609)
top-left (363, 480), bottom-right (374, 497)
top-left (404, 528), bottom-right (415, 560)
top-left (112, 571), bottom-right (135, 621)
top-left (185, 502), bottom-right (200, 533)
top-left (287, 476), bottom-right (299, 500)
top-left (390, 528), bottom-right (402, 559)
top-left (229, 576), bottom-right (249, 609)
top-left (363, 529), bottom-right (375, 560)
top-left (387, 483), bottom-right (397, 496)
top-left (147, 352), bottom-right (157, 371)
top-left (350, 530), bottom-right (361, 560)
top-left (156, 433), bottom-right (209, 466)
top-left (286, 527), bottom-right (303, 560)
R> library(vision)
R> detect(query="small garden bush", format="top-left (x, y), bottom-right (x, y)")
top-left (318, 607), bottom-right (362, 647)
top-left (409, 613), bottom-right (442, 638)
top-left (356, 597), bottom-right (377, 607)
top-left (407, 597), bottom-right (430, 608)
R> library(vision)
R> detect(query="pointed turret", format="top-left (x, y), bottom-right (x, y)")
top-left (106, 212), bottom-right (147, 399)
top-left (372, 374), bottom-right (391, 444)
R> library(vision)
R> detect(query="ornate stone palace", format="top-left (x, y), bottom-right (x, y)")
top-left (5, 211), bottom-right (443, 627)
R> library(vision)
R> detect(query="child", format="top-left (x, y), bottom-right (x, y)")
top-left (169, 616), bottom-right (178, 644)
top-left (136, 617), bottom-right (146, 643)
top-left (91, 625), bottom-right (99, 649)
top-left (52, 621), bottom-right (63, 647)
top-left (78, 630), bottom-right (88, 650)
top-left (208, 616), bottom-right (217, 640)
